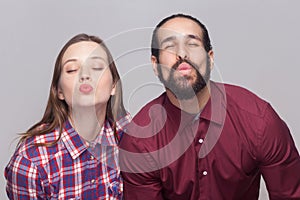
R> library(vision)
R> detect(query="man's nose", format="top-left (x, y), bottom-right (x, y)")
top-left (176, 45), bottom-right (188, 60)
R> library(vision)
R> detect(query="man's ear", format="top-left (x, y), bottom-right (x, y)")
top-left (208, 50), bottom-right (214, 70)
top-left (151, 56), bottom-right (159, 76)
top-left (57, 87), bottom-right (65, 100)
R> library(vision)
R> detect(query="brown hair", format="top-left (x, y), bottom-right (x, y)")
top-left (19, 33), bottom-right (126, 146)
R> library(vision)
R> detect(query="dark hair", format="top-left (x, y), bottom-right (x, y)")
top-left (151, 13), bottom-right (213, 60)
top-left (19, 33), bottom-right (126, 146)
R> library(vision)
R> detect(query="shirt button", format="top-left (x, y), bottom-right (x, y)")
top-left (203, 170), bottom-right (208, 176)
top-left (90, 155), bottom-right (94, 160)
top-left (198, 138), bottom-right (204, 144)
top-left (91, 179), bottom-right (95, 183)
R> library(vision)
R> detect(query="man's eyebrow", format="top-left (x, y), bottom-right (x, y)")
top-left (160, 36), bottom-right (176, 46)
top-left (160, 34), bottom-right (202, 46)
top-left (186, 34), bottom-right (202, 41)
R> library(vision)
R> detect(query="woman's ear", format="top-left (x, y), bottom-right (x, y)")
top-left (57, 87), bottom-right (65, 100)
top-left (110, 84), bottom-right (116, 96)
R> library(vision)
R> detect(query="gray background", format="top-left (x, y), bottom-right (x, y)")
top-left (1, 1), bottom-right (299, 199)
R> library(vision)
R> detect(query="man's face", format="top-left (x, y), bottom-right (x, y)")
top-left (152, 17), bottom-right (214, 100)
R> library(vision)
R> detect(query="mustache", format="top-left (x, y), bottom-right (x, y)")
top-left (171, 58), bottom-right (199, 71)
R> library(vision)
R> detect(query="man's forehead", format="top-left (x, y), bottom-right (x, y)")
top-left (157, 20), bottom-right (203, 41)
top-left (157, 28), bottom-right (202, 42)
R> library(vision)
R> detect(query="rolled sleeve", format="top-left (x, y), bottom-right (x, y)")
top-left (5, 154), bottom-right (45, 199)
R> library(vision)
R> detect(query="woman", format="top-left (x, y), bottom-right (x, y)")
top-left (5, 33), bottom-right (130, 199)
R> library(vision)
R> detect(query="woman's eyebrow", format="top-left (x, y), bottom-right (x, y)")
top-left (62, 58), bottom-right (78, 67)
top-left (89, 56), bottom-right (106, 61)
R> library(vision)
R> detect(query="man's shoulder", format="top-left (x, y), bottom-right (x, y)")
top-left (137, 93), bottom-right (166, 111)
top-left (214, 82), bottom-right (269, 117)
top-left (122, 93), bottom-right (168, 144)
top-left (120, 93), bottom-right (167, 154)
top-left (133, 93), bottom-right (167, 125)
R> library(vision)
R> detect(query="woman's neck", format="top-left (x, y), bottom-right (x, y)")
top-left (69, 105), bottom-right (107, 142)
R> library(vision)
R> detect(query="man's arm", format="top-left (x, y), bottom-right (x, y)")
top-left (259, 104), bottom-right (300, 199)
top-left (120, 133), bottom-right (164, 200)
top-left (122, 170), bottom-right (164, 200)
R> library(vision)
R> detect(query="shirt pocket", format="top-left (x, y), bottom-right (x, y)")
top-left (101, 145), bottom-right (123, 198)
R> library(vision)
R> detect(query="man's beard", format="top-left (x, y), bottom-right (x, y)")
top-left (157, 57), bottom-right (211, 100)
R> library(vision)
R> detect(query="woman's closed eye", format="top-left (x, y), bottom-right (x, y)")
top-left (66, 67), bottom-right (79, 73)
top-left (92, 65), bottom-right (105, 71)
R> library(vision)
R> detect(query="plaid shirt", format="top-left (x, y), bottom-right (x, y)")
top-left (5, 114), bottom-right (131, 200)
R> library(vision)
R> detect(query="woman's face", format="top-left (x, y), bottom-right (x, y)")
top-left (58, 41), bottom-right (115, 111)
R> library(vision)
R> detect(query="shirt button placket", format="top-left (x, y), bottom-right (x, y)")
top-left (199, 169), bottom-right (208, 199)
top-left (88, 153), bottom-right (97, 189)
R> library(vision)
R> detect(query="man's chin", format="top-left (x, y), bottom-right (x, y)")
top-left (173, 80), bottom-right (195, 89)
top-left (172, 92), bottom-right (197, 100)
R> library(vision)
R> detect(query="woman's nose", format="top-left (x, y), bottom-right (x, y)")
top-left (79, 75), bottom-right (91, 82)
top-left (79, 66), bottom-right (92, 82)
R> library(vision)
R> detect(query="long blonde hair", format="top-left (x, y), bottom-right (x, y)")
top-left (19, 33), bottom-right (126, 146)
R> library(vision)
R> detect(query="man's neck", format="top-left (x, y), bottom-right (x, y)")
top-left (166, 81), bottom-right (211, 114)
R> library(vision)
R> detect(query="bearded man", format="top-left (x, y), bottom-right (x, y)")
top-left (120, 13), bottom-right (300, 200)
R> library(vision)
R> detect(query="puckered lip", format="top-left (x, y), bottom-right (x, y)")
top-left (79, 83), bottom-right (93, 94)
top-left (176, 63), bottom-right (192, 76)
top-left (177, 62), bottom-right (192, 71)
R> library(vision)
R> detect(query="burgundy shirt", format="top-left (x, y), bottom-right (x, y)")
top-left (120, 81), bottom-right (300, 200)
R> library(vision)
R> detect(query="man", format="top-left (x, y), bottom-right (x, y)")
top-left (120, 13), bottom-right (300, 199)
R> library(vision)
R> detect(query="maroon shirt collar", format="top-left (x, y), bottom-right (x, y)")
top-left (163, 81), bottom-right (227, 126)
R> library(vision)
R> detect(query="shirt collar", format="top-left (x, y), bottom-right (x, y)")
top-left (200, 81), bottom-right (227, 125)
top-left (163, 81), bottom-right (226, 126)
top-left (61, 113), bottom-right (131, 160)
top-left (61, 120), bottom-right (87, 160)
top-left (164, 95), bottom-right (198, 126)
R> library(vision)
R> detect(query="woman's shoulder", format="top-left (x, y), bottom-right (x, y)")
top-left (15, 129), bottom-right (62, 166)
top-left (115, 112), bottom-right (132, 131)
